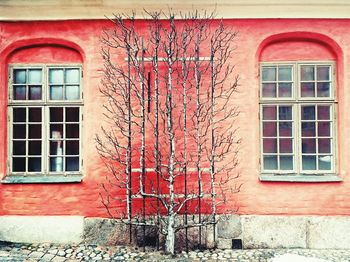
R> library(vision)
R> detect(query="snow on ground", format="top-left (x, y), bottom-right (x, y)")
top-left (272, 254), bottom-right (330, 262)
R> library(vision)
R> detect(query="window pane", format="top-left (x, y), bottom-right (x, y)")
top-left (301, 106), bottom-right (315, 120)
top-left (317, 82), bottom-right (330, 97)
top-left (29, 141), bottom-right (41, 155)
top-left (279, 122), bottom-right (292, 137)
top-left (66, 140), bottom-right (79, 155)
top-left (28, 124), bottom-right (41, 139)
top-left (279, 106), bottom-right (292, 120)
top-left (280, 156), bottom-right (293, 170)
top-left (13, 108), bottom-right (26, 122)
top-left (263, 122), bottom-right (277, 137)
top-left (278, 83), bottom-right (292, 97)
top-left (50, 124), bottom-right (63, 139)
top-left (263, 138), bottom-right (277, 153)
top-left (318, 122), bottom-right (330, 137)
top-left (319, 138), bottom-right (331, 153)
top-left (12, 157), bottom-right (25, 172)
top-left (262, 67), bottom-right (276, 81)
top-left (29, 85), bottom-right (42, 100)
top-left (65, 69), bottom-right (80, 83)
top-left (66, 107), bottom-right (79, 122)
top-left (302, 122), bottom-right (316, 137)
top-left (50, 157), bottom-right (63, 172)
top-left (301, 66), bottom-right (315, 81)
top-left (65, 85), bottom-right (80, 100)
top-left (317, 106), bottom-right (330, 120)
top-left (263, 155), bottom-right (277, 170)
top-left (50, 85), bottom-right (63, 100)
top-left (13, 141), bottom-right (26, 155)
top-left (14, 85), bottom-right (26, 100)
top-left (280, 138), bottom-right (293, 153)
top-left (317, 66), bottom-right (330, 81)
top-left (28, 69), bottom-right (42, 84)
top-left (50, 141), bottom-right (63, 155)
top-left (66, 157), bottom-right (79, 171)
top-left (50, 107), bottom-right (63, 122)
top-left (302, 155), bottom-right (316, 170)
top-left (29, 108), bottom-right (42, 122)
top-left (66, 124), bottom-right (79, 138)
top-left (278, 67), bottom-right (292, 81)
top-left (49, 69), bottom-right (64, 83)
top-left (28, 157), bottom-right (41, 172)
top-left (13, 124), bottom-right (26, 139)
top-left (301, 82), bottom-right (315, 97)
top-left (302, 138), bottom-right (316, 153)
top-left (318, 155), bottom-right (332, 170)
top-left (262, 83), bottom-right (276, 97)
top-left (14, 69), bottom-right (26, 84)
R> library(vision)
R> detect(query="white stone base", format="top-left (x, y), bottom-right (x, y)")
top-left (0, 216), bottom-right (84, 244)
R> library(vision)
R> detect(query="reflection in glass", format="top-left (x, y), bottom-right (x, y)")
top-left (263, 122), bottom-right (277, 137)
top-left (65, 69), bottom-right (80, 83)
top-left (279, 106), bottom-right (292, 120)
top-left (279, 122), bottom-right (292, 137)
top-left (279, 83), bottom-right (292, 97)
top-left (50, 157), bottom-right (63, 172)
top-left (317, 66), bottom-right (330, 81)
top-left (318, 122), bottom-right (330, 137)
top-left (280, 156), bottom-right (293, 170)
top-left (301, 82), bottom-right (315, 97)
top-left (28, 69), bottom-right (42, 84)
top-left (65, 85), bottom-right (80, 100)
top-left (50, 85), bottom-right (63, 100)
top-left (302, 138), bottom-right (316, 153)
top-left (318, 106), bottom-right (330, 120)
top-left (317, 82), bottom-right (330, 97)
top-left (279, 138), bottom-right (293, 153)
top-left (14, 85), bottom-right (26, 100)
top-left (50, 141), bottom-right (63, 155)
top-left (318, 138), bottom-right (331, 153)
top-left (262, 67), bottom-right (276, 81)
top-left (262, 83), bottom-right (276, 97)
top-left (318, 155), bottom-right (331, 170)
top-left (301, 66), bottom-right (315, 81)
top-left (302, 155), bottom-right (316, 170)
top-left (278, 67), bottom-right (292, 81)
top-left (302, 106), bottom-right (315, 120)
top-left (263, 155), bottom-right (277, 170)
top-left (50, 125), bottom-right (63, 138)
top-left (14, 69), bottom-right (26, 84)
top-left (29, 85), bottom-right (42, 100)
top-left (302, 122), bottom-right (316, 137)
top-left (263, 138), bottom-right (277, 153)
top-left (49, 69), bottom-right (64, 83)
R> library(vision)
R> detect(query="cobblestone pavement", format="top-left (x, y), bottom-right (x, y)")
top-left (1, 242), bottom-right (350, 262)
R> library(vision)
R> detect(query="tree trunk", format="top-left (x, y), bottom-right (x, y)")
top-left (165, 214), bottom-right (175, 255)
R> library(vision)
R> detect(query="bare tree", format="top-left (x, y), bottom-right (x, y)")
top-left (96, 11), bottom-right (240, 255)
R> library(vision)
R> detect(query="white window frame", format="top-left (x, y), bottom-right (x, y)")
top-left (259, 61), bottom-right (339, 181)
top-left (7, 64), bottom-right (83, 177)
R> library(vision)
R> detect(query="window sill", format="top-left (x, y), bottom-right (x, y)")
top-left (260, 174), bottom-right (342, 183)
top-left (1, 174), bottom-right (83, 184)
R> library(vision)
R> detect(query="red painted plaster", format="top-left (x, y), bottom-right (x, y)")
top-left (0, 19), bottom-right (350, 217)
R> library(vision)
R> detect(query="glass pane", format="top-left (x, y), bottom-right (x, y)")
top-left (13, 124), bottom-right (26, 139)
top-left (301, 65), bottom-right (315, 81)
top-left (65, 69), bottom-right (80, 83)
top-left (263, 122), bottom-right (277, 137)
top-left (262, 67), bottom-right (276, 81)
top-left (49, 69), bottom-right (64, 83)
top-left (13, 141), bottom-right (26, 155)
top-left (318, 106), bottom-right (330, 120)
top-left (280, 156), bottom-right (293, 170)
top-left (302, 138), bottom-right (316, 153)
top-left (65, 85), bottom-right (80, 100)
top-left (66, 107), bottom-right (79, 122)
top-left (278, 83), bottom-right (292, 97)
top-left (279, 122), bottom-right (292, 137)
top-left (301, 82), bottom-right (315, 97)
top-left (317, 66), bottom-right (330, 81)
top-left (29, 108), bottom-right (42, 122)
top-left (280, 138), bottom-right (293, 153)
top-left (50, 85), bottom-right (63, 100)
top-left (14, 69), bottom-right (26, 84)
top-left (317, 82), bottom-right (330, 97)
top-left (14, 85), bottom-right (26, 100)
top-left (29, 141), bottom-right (41, 155)
top-left (50, 157), bottom-right (63, 172)
top-left (302, 122), bottom-right (316, 137)
top-left (12, 157), bottom-right (25, 172)
top-left (319, 155), bottom-right (332, 170)
top-left (263, 155), bottom-right (277, 170)
top-left (301, 106), bottom-right (315, 120)
top-left (66, 124), bottom-right (79, 138)
top-left (50, 141), bottom-right (63, 155)
top-left (318, 122), bottom-right (330, 137)
top-left (28, 157), bottom-right (41, 172)
top-left (29, 85), bottom-right (42, 100)
top-left (279, 106), bottom-right (292, 120)
top-left (66, 140), bottom-right (79, 155)
top-left (66, 157), bottom-right (79, 171)
top-left (319, 138), bottom-right (331, 153)
top-left (278, 67), bottom-right (292, 81)
top-left (50, 124), bottom-right (63, 139)
top-left (50, 107), bottom-right (63, 122)
top-left (28, 69), bottom-right (42, 84)
top-left (28, 124), bottom-right (41, 139)
top-left (13, 108), bottom-right (26, 122)
top-left (262, 83), bottom-right (276, 97)
top-left (302, 155), bottom-right (316, 170)
top-left (263, 138), bottom-right (277, 153)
